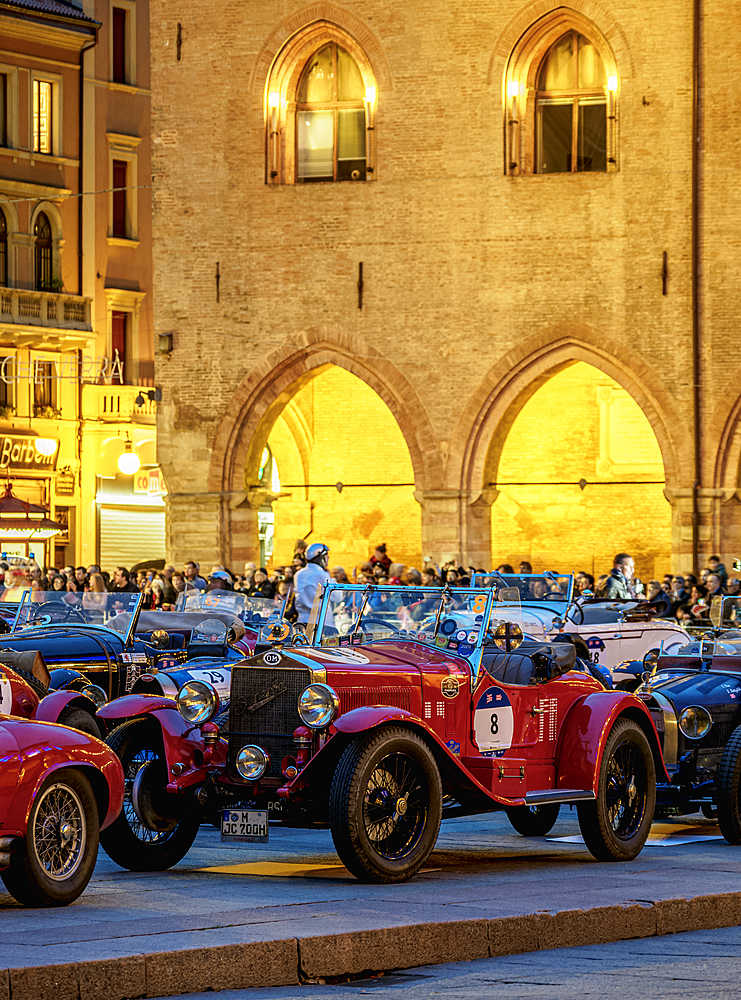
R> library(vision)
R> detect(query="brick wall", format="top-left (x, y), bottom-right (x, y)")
top-left (150, 0), bottom-right (740, 574)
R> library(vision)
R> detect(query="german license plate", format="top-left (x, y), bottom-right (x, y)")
top-left (220, 809), bottom-right (269, 843)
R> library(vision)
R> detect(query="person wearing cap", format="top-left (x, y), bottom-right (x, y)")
top-left (207, 570), bottom-right (233, 592)
top-left (295, 543), bottom-right (332, 623)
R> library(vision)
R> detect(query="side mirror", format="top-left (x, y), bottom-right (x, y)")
top-left (581, 589), bottom-right (593, 598)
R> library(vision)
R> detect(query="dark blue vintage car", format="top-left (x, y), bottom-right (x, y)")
top-left (0, 592), bottom-right (254, 733)
top-left (636, 598), bottom-right (741, 842)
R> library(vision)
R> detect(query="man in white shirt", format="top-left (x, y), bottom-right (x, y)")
top-left (294, 543), bottom-right (332, 623)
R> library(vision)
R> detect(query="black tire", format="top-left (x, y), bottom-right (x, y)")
top-left (329, 726), bottom-right (442, 883)
top-left (701, 802), bottom-right (718, 820)
top-left (716, 725), bottom-right (741, 843)
top-left (577, 718), bottom-right (655, 862)
top-left (506, 803), bottom-right (560, 837)
top-left (615, 678), bottom-right (642, 693)
top-left (12, 667), bottom-right (48, 699)
top-left (57, 705), bottom-right (101, 740)
top-left (1, 769), bottom-right (99, 906)
top-left (99, 718), bottom-right (200, 871)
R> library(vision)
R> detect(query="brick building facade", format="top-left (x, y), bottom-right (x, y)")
top-left (150, 0), bottom-right (740, 578)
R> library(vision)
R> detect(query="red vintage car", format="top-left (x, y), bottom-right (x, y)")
top-left (97, 585), bottom-right (666, 882)
top-left (0, 658), bottom-right (124, 906)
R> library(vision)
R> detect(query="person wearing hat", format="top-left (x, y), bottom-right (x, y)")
top-left (295, 543), bottom-right (332, 623)
top-left (207, 570), bottom-right (233, 593)
top-left (247, 568), bottom-right (274, 600)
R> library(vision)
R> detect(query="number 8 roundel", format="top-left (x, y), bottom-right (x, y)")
top-left (473, 686), bottom-right (514, 755)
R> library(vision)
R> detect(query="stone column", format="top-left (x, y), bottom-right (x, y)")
top-left (414, 489), bottom-right (496, 569)
top-left (663, 486), bottom-right (732, 574)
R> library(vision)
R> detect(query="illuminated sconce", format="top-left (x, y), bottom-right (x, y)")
top-left (507, 80), bottom-right (521, 173)
top-left (34, 438), bottom-right (57, 457)
top-left (117, 438), bottom-right (140, 476)
top-left (364, 85), bottom-right (376, 176)
top-left (268, 91), bottom-right (281, 181)
top-left (606, 75), bottom-right (618, 163)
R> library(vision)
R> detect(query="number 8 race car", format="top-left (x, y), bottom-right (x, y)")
top-left (95, 583), bottom-right (667, 882)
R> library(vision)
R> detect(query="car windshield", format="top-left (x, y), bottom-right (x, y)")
top-left (175, 590), bottom-right (278, 625)
top-left (472, 572), bottom-right (574, 604)
top-left (13, 589), bottom-right (144, 643)
top-left (310, 585), bottom-right (494, 665)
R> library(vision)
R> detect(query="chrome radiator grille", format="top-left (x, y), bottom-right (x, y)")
top-left (228, 664), bottom-right (311, 780)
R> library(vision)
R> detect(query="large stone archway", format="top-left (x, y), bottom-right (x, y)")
top-left (449, 324), bottom-right (688, 569)
top-left (204, 326), bottom-right (442, 567)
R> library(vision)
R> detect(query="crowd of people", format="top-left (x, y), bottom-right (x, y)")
top-left (0, 541), bottom-right (735, 626)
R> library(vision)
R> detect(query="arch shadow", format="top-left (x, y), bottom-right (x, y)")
top-left (208, 326), bottom-right (442, 495)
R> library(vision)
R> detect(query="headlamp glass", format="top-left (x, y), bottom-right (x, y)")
top-left (298, 683), bottom-right (339, 729)
top-left (176, 679), bottom-right (219, 724)
top-left (678, 705), bottom-right (712, 740)
top-left (236, 744), bottom-right (269, 780)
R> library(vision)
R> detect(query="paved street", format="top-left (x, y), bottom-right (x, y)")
top-left (151, 925), bottom-right (741, 999)
top-left (1, 806), bottom-right (739, 975)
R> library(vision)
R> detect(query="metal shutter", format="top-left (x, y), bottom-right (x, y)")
top-left (99, 505), bottom-right (165, 571)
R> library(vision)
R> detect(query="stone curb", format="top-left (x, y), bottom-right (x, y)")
top-left (6, 891), bottom-right (741, 1000)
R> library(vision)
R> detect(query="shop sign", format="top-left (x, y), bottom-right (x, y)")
top-left (0, 436), bottom-right (58, 471)
top-left (0, 354), bottom-right (125, 385)
top-left (55, 472), bottom-right (76, 497)
top-left (133, 468), bottom-right (165, 496)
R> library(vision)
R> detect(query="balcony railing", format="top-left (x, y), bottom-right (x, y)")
top-left (82, 384), bottom-right (157, 423)
top-left (0, 288), bottom-right (92, 331)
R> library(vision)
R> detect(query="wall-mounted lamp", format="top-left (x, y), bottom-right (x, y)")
top-left (117, 437), bottom-right (141, 476)
top-left (135, 388), bottom-right (163, 407)
top-left (364, 85), bottom-right (376, 175)
top-left (507, 80), bottom-right (521, 173)
top-left (158, 332), bottom-right (173, 354)
top-left (606, 75), bottom-right (618, 163)
top-left (268, 91), bottom-right (281, 180)
top-left (34, 438), bottom-right (57, 457)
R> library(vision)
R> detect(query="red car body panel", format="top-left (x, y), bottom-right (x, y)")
top-left (34, 690), bottom-right (95, 724)
top-left (97, 693), bottom-right (227, 791)
top-left (0, 718), bottom-right (124, 837)
top-left (555, 690), bottom-right (670, 790)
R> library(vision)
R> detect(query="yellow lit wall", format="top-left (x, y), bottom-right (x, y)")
top-left (267, 367), bottom-right (422, 572)
top-left (490, 363), bottom-right (672, 581)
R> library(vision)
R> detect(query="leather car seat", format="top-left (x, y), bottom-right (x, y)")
top-left (481, 640), bottom-right (576, 686)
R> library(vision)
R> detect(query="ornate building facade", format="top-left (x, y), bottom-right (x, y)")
top-left (151, 0), bottom-right (738, 579)
top-left (0, 0), bottom-right (159, 570)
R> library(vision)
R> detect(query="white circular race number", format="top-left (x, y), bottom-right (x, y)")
top-left (473, 687), bottom-right (514, 754)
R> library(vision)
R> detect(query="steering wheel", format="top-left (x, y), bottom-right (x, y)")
top-left (29, 601), bottom-right (87, 624)
top-left (566, 603), bottom-right (585, 626)
top-left (359, 617), bottom-right (400, 633)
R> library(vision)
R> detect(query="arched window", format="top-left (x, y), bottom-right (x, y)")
top-left (34, 212), bottom-right (52, 291)
top-left (0, 209), bottom-right (6, 287)
top-left (296, 43), bottom-right (367, 183)
top-left (536, 31), bottom-right (607, 173)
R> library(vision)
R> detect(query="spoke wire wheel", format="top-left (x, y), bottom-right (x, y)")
top-left (330, 727), bottom-right (442, 883)
top-left (32, 782), bottom-right (86, 881)
top-left (99, 718), bottom-right (200, 871)
top-left (577, 718), bottom-right (655, 862)
top-left (1, 769), bottom-right (98, 907)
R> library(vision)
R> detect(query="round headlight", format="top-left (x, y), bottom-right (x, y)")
top-left (298, 683), bottom-right (339, 729)
top-left (679, 705), bottom-right (713, 740)
top-left (176, 680), bottom-right (219, 724)
top-left (236, 744), bottom-right (270, 780)
top-left (81, 684), bottom-right (107, 708)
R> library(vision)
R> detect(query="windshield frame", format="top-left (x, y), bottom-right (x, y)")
top-left (311, 582), bottom-right (495, 681)
top-left (471, 572), bottom-right (574, 605)
top-left (14, 589), bottom-right (145, 645)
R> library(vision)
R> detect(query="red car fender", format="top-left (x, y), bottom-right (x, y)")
top-left (0, 720), bottom-right (124, 834)
top-left (97, 693), bottom-right (218, 787)
top-left (35, 690), bottom-right (95, 725)
top-left (555, 691), bottom-right (670, 793)
top-left (97, 693), bottom-right (176, 720)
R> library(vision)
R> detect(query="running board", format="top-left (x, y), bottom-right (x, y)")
top-left (525, 789), bottom-right (596, 806)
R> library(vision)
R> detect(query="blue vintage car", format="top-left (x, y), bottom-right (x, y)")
top-left (636, 597), bottom-right (741, 841)
top-left (0, 591), bottom-right (252, 732)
